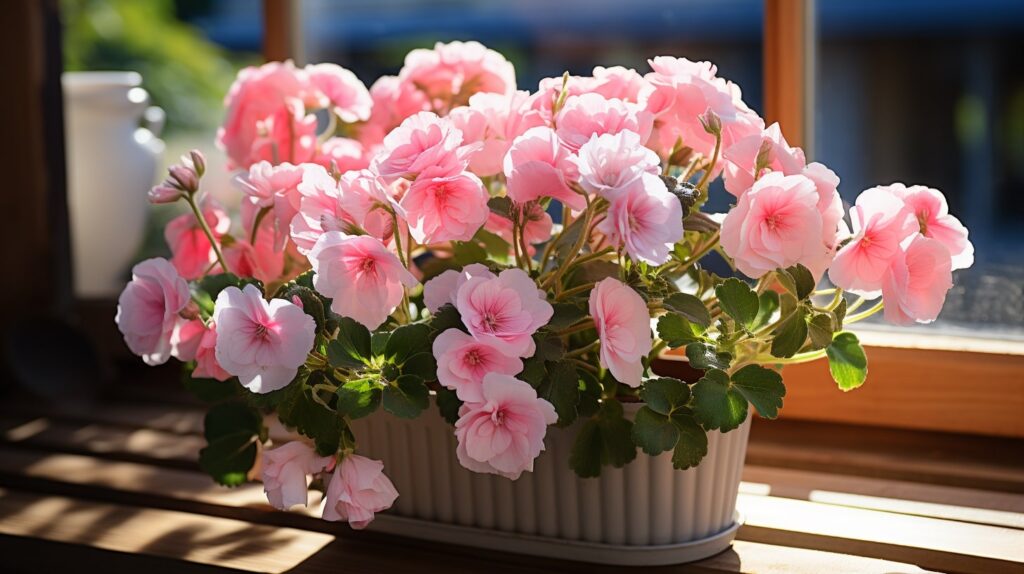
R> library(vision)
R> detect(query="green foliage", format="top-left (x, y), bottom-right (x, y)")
top-left (715, 278), bottom-right (759, 329)
top-left (670, 415), bottom-right (709, 470)
top-left (382, 375), bottom-right (430, 418)
top-left (685, 342), bottom-right (732, 371)
top-left (752, 290), bottom-right (780, 331)
top-left (631, 407), bottom-right (679, 455)
top-left (639, 377), bottom-right (690, 416)
top-left (277, 284), bottom-right (326, 333)
top-left (548, 302), bottom-right (588, 330)
top-left (657, 314), bottom-right (704, 348)
top-left (435, 386), bottom-right (463, 425)
top-left (536, 360), bottom-right (581, 426)
top-left (327, 318), bottom-right (372, 369)
top-left (385, 323), bottom-right (431, 364)
top-left (487, 196), bottom-right (513, 218)
top-left (778, 264), bottom-right (816, 300)
top-left (181, 366), bottom-right (237, 404)
top-left (451, 241), bottom-right (488, 266)
top-left (335, 378), bottom-right (382, 420)
top-left (806, 312), bottom-right (836, 351)
top-left (569, 400), bottom-right (637, 478)
top-left (663, 293), bottom-right (712, 329)
top-left (771, 307), bottom-right (808, 358)
top-left (691, 369), bottom-right (748, 432)
top-left (198, 402), bottom-right (260, 487)
top-left (730, 365), bottom-right (786, 419)
top-left (826, 332), bottom-right (868, 391)
top-left (401, 352), bottom-right (438, 382)
top-left (275, 373), bottom-right (349, 456)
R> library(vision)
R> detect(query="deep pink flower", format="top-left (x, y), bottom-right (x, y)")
top-left (589, 278), bottom-right (652, 387)
top-left (503, 126), bottom-right (584, 211)
top-left (433, 329), bottom-right (524, 403)
top-left (555, 93), bottom-right (653, 152)
top-left (115, 258), bottom-right (191, 366)
top-left (828, 186), bottom-right (918, 297)
top-left (449, 91), bottom-right (545, 177)
top-left (262, 442), bottom-right (332, 510)
top-left (322, 454), bottom-right (399, 529)
top-left (455, 268), bottom-right (553, 358)
top-left (308, 232), bottom-right (418, 330)
top-left (399, 40), bottom-right (516, 110)
top-left (887, 183), bottom-right (974, 270)
top-left (422, 264), bottom-right (495, 313)
top-left (305, 63), bottom-right (372, 123)
top-left (882, 235), bottom-right (954, 325)
top-left (454, 373), bottom-right (557, 479)
top-left (598, 173), bottom-right (683, 265)
top-left (576, 130), bottom-right (661, 201)
top-left (212, 284), bottom-right (316, 393)
top-left (371, 111), bottom-right (469, 182)
top-left (164, 198), bottom-right (230, 280)
top-left (400, 166), bottom-right (488, 244)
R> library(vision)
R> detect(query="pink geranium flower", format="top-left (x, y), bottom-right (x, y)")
top-left (589, 278), bottom-right (652, 387)
top-left (371, 111), bottom-right (469, 182)
top-left (422, 264), bottom-right (495, 313)
top-left (308, 232), bottom-right (418, 330)
top-left (164, 198), bottom-right (230, 280)
top-left (192, 321), bottom-right (232, 381)
top-left (485, 202), bottom-right (554, 257)
top-left (828, 186), bottom-right (918, 297)
top-left (720, 172), bottom-right (828, 280)
top-left (555, 93), bottom-right (653, 152)
top-left (590, 66), bottom-right (646, 102)
top-left (357, 75), bottom-right (430, 151)
top-left (882, 235), bottom-right (954, 325)
top-left (454, 373), bottom-right (557, 479)
top-left (305, 63), bottom-right (372, 123)
top-left (249, 99), bottom-right (319, 166)
top-left (722, 123), bottom-right (807, 197)
top-left (262, 442), bottom-right (332, 510)
top-left (576, 130), bottom-right (661, 201)
top-left (223, 218), bottom-right (287, 285)
top-left (323, 455), bottom-right (399, 529)
top-left (239, 161), bottom-right (310, 252)
top-left (290, 167), bottom-right (397, 255)
top-left (598, 173), bottom-right (683, 265)
top-left (399, 40), bottom-right (516, 110)
top-left (115, 258), bottom-right (191, 366)
top-left (314, 137), bottom-right (371, 173)
top-left (212, 284), bottom-right (316, 393)
top-left (449, 91), bottom-right (545, 177)
top-left (433, 329), bottom-right (524, 403)
top-left (400, 166), bottom-right (489, 244)
top-left (887, 183), bottom-right (974, 270)
top-left (455, 268), bottom-right (554, 358)
top-left (503, 126), bottom-right (584, 211)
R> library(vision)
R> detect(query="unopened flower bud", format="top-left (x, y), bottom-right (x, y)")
top-left (754, 138), bottom-right (775, 178)
top-left (148, 181), bottom-right (183, 204)
top-left (188, 149), bottom-right (206, 178)
top-left (169, 164), bottom-right (199, 193)
top-left (699, 108), bottom-right (722, 136)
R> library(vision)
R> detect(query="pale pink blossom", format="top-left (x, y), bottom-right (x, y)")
top-left (322, 454), bottom-right (399, 529)
top-left (503, 126), bottom-right (584, 211)
top-left (262, 442), bottom-right (332, 510)
top-left (358, 76), bottom-right (430, 151)
top-left (640, 57), bottom-right (764, 161)
top-left (597, 173), bottom-right (683, 265)
top-left (314, 137), bottom-right (371, 173)
top-left (223, 239), bottom-right (287, 285)
top-left (164, 198), bottom-right (230, 280)
top-left (485, 203), bottom-right (554, 257)
top-left (308, 232), bottom-right (418, 330)
top-left (454, 373), bottom-right (557, 479)
top-left (290, 167), bottom-right (397, 255)
top-left (882, 235), bottom-right (954, 325)
top-left (115, 258), bottom-right (191, 366)
top-left (589, 278), bottom-right (652, 387)
top-left (455, 268), bottom-right (553, 358)
top-left (433, 329), bottom-right (524, 403)
top-left (148, 182), bottom-right (184, 204)
top-left (576, 130), bottom-right (661, 200)
top-left (212, 284), bottom-right (316, 393)
top-left (590, 66), bottom-right (646, 102)
top-left (555, 93), bottom-right (653, 152)
top-left (887, 183), bottom-right (974, 270)
top-left (399, 40), bottom-right (516, 110)
top-left (722, 123), bottom-right (806, 197)
top-left (192, 322), bottom-right (232, 381)
top-left (305, 63), bottom-right (372, 123)
top-left (422, 264), bottom-right (495, 313)
top-left (720, 172), bottom-right (827, 280)
top-left (239, 161), bottom-right (310, 252)
top-left (828, 186), bottom-right (918, 297)
top-left (249, 99), bottom-right (319, 166)
top-left (400, 166), bottom-right (489, 243)
top-left (171, 318), bottom-right (205, 363)
top-left (371, 111), bottom-right (469, 182)
top-left (449, 91), bottom-right (545, 177)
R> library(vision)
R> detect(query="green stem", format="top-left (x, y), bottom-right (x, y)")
top-left (185, 195), bottom-right (228, 273)
top-left (695, 130), bottom-right (723, 191)
top-left (845, 300), bottom-right (884, 324)
top-left (565, 340), bottom-right (600, 358)
top-left (556, 281), bottom-right (596, 301)
top-left (753, 349), bottom-right (828, 365)
top-left (557, 319), bottom-right (595, 336)
top-left (542, 193), bottom-right (594, 293)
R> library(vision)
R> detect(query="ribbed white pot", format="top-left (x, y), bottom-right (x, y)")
top-left (350, 403), bottom-right (751, 566)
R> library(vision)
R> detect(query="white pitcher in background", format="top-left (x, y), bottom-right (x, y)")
top-left (62, 71), bottom-right (165, 298)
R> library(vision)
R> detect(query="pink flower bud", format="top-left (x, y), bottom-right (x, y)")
top-left (148, 181), bottom-right (183, 204)
top-left (188, 149), bottom-right (207, 177)
top-left (169, 164), bottom-right (199, 193)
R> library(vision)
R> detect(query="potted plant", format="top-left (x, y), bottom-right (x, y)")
top-left (115, 42), bottom-right (974, 566)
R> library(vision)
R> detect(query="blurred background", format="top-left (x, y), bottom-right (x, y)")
top-left (61, 0), bottom-right (1024, 339)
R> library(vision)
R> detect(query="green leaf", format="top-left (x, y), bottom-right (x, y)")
top-left (199, 432), bottom-right (258, 487)
top-left (382, 374), bottom-right (430, 418)
top-left (475, 228), bottom-right (512, 261)
top-left (182, 368), bottom-right (238, 404)
top-left (771, 307), bottom-right (808, 359)
top-left (569, 400), bottom-right (637, 478)
top-left (685, 342), bottom-right (732, 371)
top-left (639, 377), bottom-right (691, 416)
top-left (428, 304), bottom-right (464, 335)
top-left (552, 214), bottom-right (586, 262)
top-left (519, 355), bottom-right (547, 387)
top-left (833, 297), bottom-right (848, 330)
top-left (715, 278), bottom-right (759, 329)
top-left (435, 386), bottom-right (463, 425)
top-left (752, 290), bottom-right (780, 331)
top-left (401, 352), bottom-right (438, 381)
top-left (370, 331), bottom-right (389, 357)
top-left (631, 406), bottom-right (679, 456)
top-left (826, 332), bottom-right (868, 391)
top-left (487, 196), bottom-right (513, 218)
top-left (197, 273), bottom-right (241, 301)
top-left (663, 293), bottom-right (711, 329)
top-left (783, 264), bottom-right (816, 300)
top-left (576, 369), bottom-right (603, 419)
top-left (548, 302), bottom-right (588, 330)
top-left (671, 414), bottom-right (709, 470)
top-left (277, 284), bottom-right (326, 333)
top-left (806, 312), bottom-right (835, 351)
top-left (568, 259), bottom-right (618, 286)
top-left (275, 375), bottom-right (348, 455)
top-left (203, 402), bottom-right (261, 442)
top-left (335, 378), bottom-right (382, 420)
top-left (452, 240), bottom-right (488, 266)
top-left (731, 365), bottom-right (786, 419)
top-left (385, 323), bottom-right (431, 364)
top-left (537, 360), bottom-right (581, 426)
top-left (534, 335), bottom-right (565, 362)
top-left (327, 317), bottom-right (372, 368)
top-left (691, 369), bottom-right (748, 432)
top-left (657, 314), bottom-right (704, 348)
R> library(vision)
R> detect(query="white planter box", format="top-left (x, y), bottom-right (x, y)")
top-left (349, 403), bottom-right (751, 566)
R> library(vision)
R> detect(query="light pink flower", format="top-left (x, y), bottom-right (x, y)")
top-left (223, 219), bottom-right (287, 285)
top-left (887, 183), bottom-right (974, 270)
top-left (720, 172), bottom-right (828, 280)
top-left (454, 373), bottom-right (557, 479)
top-left (249, 99), bottom-right (319, 166)
top-left (116, 258), bottom-right (191, 366)
top-left (192, 322), bottom-right (232, 381)
top-left (576, 130), bottom-right (661, 200)
top-left (828, 186), bottom-right (918, 297)
top-left (455, 268), bottom-right (553, 358)
top-left (314, 137), bottom-right (371, 173)
top-left (722, 123), bottom-right (806, 197)
top-left (290, 167), bottom-right (397, 255)
top-left (503, 126), bottom-right (584, 211)
top-left (262, 442), bottom-right (332, 510)
top-left (485, 203), bottom-right (554, 257)
top-left (164, 198), bottom-right (230, 280)
top-left (589, 278), bottom-right (652, 387)
top-left (422, 263), bottom-right (495, 313)
top-left (308, 232), bottom-right (418, 330)
top-left (371, 111), bottom-right (469, 182)
top-left (640, 57), bottom-right (764, 161)
top-left (212, 284), bottom-right (315, 393)
top-left (400, 166), bottom-right (489, 244)
top-left (322, 454), bottom-right (399, 529)
top-left (358, 76), bottom-right (430, 151)
top-left (305, 63), bottom-right (372, 123)
top-left (171, 318), bottom-right (205, 363)
top-left (449, 91), bottom-right (545, 177)
top-left (598, 173), bottom-right (683, 265)
top-left (433, 329), bottom-right (524, 403)
top-left (555, 93), bottom-right (653, 152)
top-left (239, 161), bottom-right (309, 252)
top-left (399, 40), bottom-right (516, 110)
top-left (882, 235), bottom-right (954, 325)
top-left (590, 66), bottom-right (646, 102)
